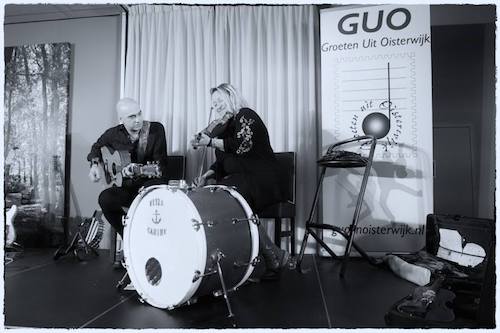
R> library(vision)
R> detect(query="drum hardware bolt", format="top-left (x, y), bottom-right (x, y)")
top-left (232, 215), bottom-right (260, 226)
top-left (213, 289), bottom-right (237, 297)
top-left (211, 249), bottom-right (225, 262)
top-left (122, 215), bottom-right (129, 226)
top-left (209, 187), bottom-right (218, 193)
top-left (192, 269), bottom-right (217, 283)
top-left (166, 305), bottom-right (176, 310)
top-left (192, 219), bottom-right (201, 231)
top-left (192, 219), bottom-right (217, 231)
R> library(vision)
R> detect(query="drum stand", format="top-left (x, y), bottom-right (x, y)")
top-left (193, 249), bottom-right (237, 321)
top-left (116, 271), bottom-right (130, 290)
top-left (214, 250), bottom-right (235, 318)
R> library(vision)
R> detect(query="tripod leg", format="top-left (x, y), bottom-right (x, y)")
top-left (296, 228), bottom-right (310, 269)
top-left (297, 167), bottom-right (326, 271)
top-left (340, 141), bottom-right (376, 277)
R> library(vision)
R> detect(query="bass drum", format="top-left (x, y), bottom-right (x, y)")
top-left (123, 185), bottom-right (259, 309)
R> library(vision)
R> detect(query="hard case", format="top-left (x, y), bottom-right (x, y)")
top-left (384, 214), bottom-right (495, 328)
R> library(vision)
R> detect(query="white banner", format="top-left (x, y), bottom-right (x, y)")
top-left (320, 5), bottom-right (433, 255)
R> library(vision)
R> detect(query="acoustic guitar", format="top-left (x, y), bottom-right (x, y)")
top-left (100, 146), bottom-right (161, 187)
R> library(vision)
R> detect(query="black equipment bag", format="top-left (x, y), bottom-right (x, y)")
top-left (385, 214), bottom-right (495, 328)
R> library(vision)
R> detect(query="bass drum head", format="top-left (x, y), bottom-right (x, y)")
top-left (123, 186), bottom-right (207, 309)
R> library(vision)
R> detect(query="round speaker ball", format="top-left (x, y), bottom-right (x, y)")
top-left (362, 112), bottom-right (390, 139)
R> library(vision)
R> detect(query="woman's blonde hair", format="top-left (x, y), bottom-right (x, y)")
top-left (210, 83), bottom-right (248, 113)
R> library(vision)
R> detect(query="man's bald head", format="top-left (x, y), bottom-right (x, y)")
top-left (116, 98), bottom-right (140, 117)
top-left (116, 98), bottom-right (143, 134)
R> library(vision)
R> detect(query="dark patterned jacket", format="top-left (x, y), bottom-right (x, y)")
top-left (210, 108), bottom-right (289, 211)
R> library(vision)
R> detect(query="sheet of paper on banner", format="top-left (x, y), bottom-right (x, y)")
top-left (319, 5), bottom-right (433, 255)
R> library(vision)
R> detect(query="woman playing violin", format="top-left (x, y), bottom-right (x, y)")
top-left (191, 83), bottom-right (290, 280)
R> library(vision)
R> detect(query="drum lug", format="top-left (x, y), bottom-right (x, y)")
top-left (186, 297), bottom-right (198, 306)
top-left (233, 256), bottom-right (261, 268)
top-left (122, 215), bottom-right (129, 226)
top-left (137, 186), bottom-right (149, 197)
top-left (213, 289), bottom-right (224, 297)
top-left (209, 187), bottom-right (218, 193)
top-left (232, 214), bottom-right (260, 226)
top-left (192, 269), bottom-right (217, 283)
top-left (192, 219), bottom-right (217, 231)
top-left (212, 288), bottom-right (239, 297)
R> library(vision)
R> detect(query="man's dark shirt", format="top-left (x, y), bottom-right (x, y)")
top-left (87, 121), bottom-right (168, 187)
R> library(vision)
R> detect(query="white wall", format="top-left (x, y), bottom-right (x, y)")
top-left (5, 15), bottom-right (123, 248)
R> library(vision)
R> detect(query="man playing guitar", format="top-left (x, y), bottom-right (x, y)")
top-left (87, 98), bottom-right (168, 237)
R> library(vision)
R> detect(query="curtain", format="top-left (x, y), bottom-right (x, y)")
top-left (125, 5), bottom-right (216, 174)
top-left (124, 4), bottom-right (318, 253)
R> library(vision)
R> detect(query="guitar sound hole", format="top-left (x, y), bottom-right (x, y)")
top-left (145, 257), bottom-right (162, 286)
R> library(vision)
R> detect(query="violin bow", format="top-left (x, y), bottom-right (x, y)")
top-left (197, 107), bottom-right (214, 179)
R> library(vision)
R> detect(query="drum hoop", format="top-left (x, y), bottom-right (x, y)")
top-left (123, 185), bottom-right (207, 309)
top-left (204, 185), bottom-right (259, 289)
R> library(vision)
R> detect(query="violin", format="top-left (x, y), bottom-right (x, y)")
top-left (195, 111), bottom-right (234, 144)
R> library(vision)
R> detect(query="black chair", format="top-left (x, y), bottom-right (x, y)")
top-left (297, 136), bottom-right (378, 276)
top-left (164, 155), bottom-right (186, 181)
top-left (258, 152), bottom-right (296, 255)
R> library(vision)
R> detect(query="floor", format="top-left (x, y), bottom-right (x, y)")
top-left (3, 248), bottom-right (476, 329)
